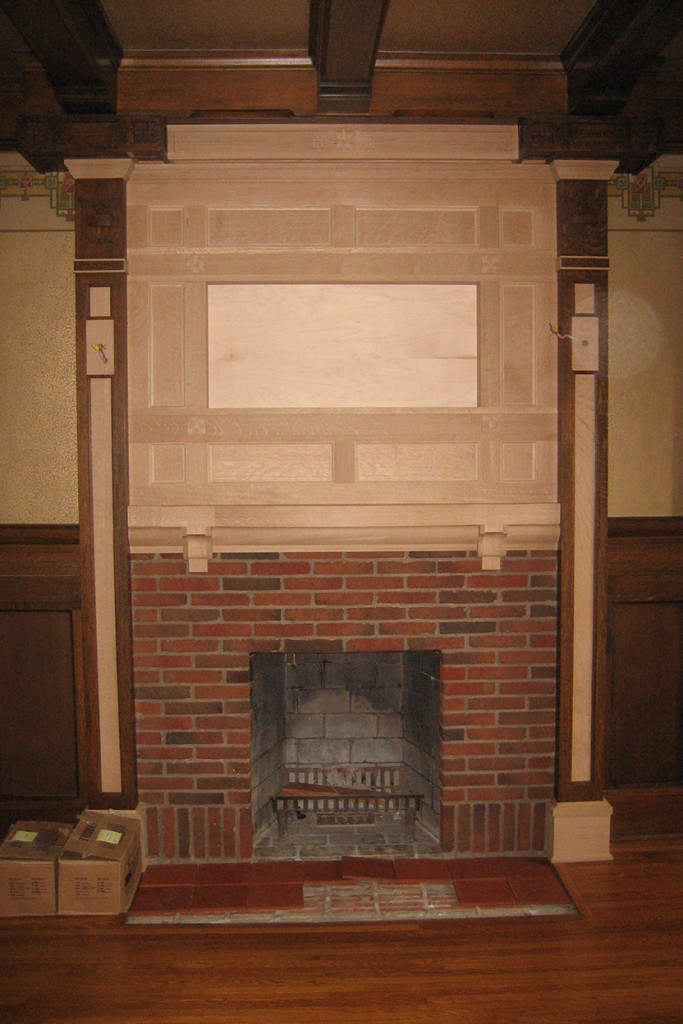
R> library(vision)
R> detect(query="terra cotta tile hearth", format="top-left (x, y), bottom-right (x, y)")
top-left (127, 856), bottom-right (575, 925)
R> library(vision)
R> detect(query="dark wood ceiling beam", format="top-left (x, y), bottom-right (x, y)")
top-left (309, 0), bottom-right (390, 112)
top-left (0, 0), bottom-right (121, 114)
top-left (562, 0), bottom-right (683, 116)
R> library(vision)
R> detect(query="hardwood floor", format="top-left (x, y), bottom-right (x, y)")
top-left (1, 840), bottom-right (681, 1024)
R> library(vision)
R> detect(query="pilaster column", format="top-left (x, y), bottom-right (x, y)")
top-left (546, 159), bottom-right (617, 862)
top-left (67, 158), bottom-right (136, 807)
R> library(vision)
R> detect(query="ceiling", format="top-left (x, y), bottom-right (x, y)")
top-left (0, 0), bottom-right (681, 164)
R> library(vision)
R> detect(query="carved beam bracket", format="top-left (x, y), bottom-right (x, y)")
top-left (17, 115), bottom-right (167, 173)
top-left (519, 116), bottom-right (664, 175)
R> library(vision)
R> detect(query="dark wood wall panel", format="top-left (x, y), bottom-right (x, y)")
top-left (0, 525), bottom-right (86, 838)
top-left (609, 602), bottom-right (682, 788)
top-left (606, 517), bottom-right (683, 838)
top-left (0, 610), bottom-right (79, 799)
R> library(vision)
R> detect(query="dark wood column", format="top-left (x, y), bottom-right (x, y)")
top-left (549, 160), bottom-right (617, 860)
top-left (68, 159), bottom-right (136, 808)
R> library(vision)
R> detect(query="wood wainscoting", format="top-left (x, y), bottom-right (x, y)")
top-left (606, 517), bottom-right (683, 839)
top-left (0, 526), bottom-right (87, 837)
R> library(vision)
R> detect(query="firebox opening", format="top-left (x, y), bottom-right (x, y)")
top-left (250, 651), bottom-right (441, 854)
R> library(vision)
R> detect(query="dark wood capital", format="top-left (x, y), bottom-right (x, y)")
top-left (75, 177), bottom-right (126, 261)
top-left (556, 179), bottom-right (608, 259)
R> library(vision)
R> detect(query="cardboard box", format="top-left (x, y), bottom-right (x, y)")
top-left (58, 811), bottom-right (142, 915)
top-left (0, 821), bottom-right (72, 916)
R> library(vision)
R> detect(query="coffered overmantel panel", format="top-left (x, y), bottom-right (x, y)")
top-left (127, 125), bottom-right (560, 563)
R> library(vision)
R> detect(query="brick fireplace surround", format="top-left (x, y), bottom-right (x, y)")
top-left (131, 549), bottom-right (557, 862)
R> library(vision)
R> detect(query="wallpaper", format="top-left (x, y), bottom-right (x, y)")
top-left (0, 230), bottom-right (78, 523)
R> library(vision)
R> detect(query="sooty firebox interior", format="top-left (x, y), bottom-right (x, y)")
top-left (250, 651), bottom-right (441, 848)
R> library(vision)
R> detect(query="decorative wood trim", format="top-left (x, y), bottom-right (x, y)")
top-left (0, 525), bottom-right (80, 609)
top-left (165, 121), bottom-right (520, 163)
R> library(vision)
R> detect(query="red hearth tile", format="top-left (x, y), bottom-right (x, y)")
top-left (506, 868), bottom-right (571, 906)
top-left (303, 860), bottom-right (344, 883)
top-left (393, 859), bottom-right (451, 883)
top-left (140, 864), bottom-right (197, 887)
top-left (341, 857), bottom-right (396, 881)
top-left (445, 857), bottom-right (506, 880)
top-left (248, 882), bottom-right (304, 910)
top-left (194, 862), bottom-right (252, 886)
top-left (191, 884), bottom-right (249, 912)
top-left (129, 884), bottom-right (193, 915)
top-left (250, 861), bottom-right (304, 884)
top-left (452, 877), bottom-right (516, 906)
top-left (501, 856), bottom-right (552, 877)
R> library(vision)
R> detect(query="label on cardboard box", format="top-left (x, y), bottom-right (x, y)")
top-left (9, 876), bottom-right (48, 899)
top-left (12, 831), bottom-right (39, 843)
top-left (97, 829), bottom-right (123, 846)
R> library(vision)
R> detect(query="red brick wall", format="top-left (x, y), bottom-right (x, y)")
top-left (131, 550), bottom-right (558, 861)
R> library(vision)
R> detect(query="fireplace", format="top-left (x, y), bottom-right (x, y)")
top-left (132, 549), bottom-right (558, 862)
top-left (250, 650), bottom-right (441, 847)
top-left (126, 125), bottom-right (562, 864)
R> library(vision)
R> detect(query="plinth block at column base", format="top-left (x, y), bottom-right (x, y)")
top-left (545, 799), bottom-right (613, 863)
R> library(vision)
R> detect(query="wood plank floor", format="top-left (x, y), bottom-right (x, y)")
top-left (1, 840), bottom-right (681, 1024)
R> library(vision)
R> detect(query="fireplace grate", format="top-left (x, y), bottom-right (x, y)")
top-left (286, 765), bottom-right (402, 791)
top-left (317, 812), bottom-right (378, 826)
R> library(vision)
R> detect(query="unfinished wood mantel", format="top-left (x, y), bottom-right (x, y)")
top-left (126, 123), bottom-right (560, 568)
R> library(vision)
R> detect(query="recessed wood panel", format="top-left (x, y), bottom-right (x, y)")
top-left (209, 443), bottom-right (333, 482)
top-left (208, 208), bottom-right (331, 248)
top-left (151, 443), bottom-right (186, 483)
top-left (150, 284), bottom-right (185, 407)
top-left (501, 442), bottom-right (535, 481)
top-left (502, 284), bottom-right (535, 406)
top-left (356, 443), bottom-right (478, 482)
top-left (149, 207), bottom-right (184, 247)
top-left (356, 208), bottom-right (477, 247)
top-left (501, 209), bottom-right (534, 247)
